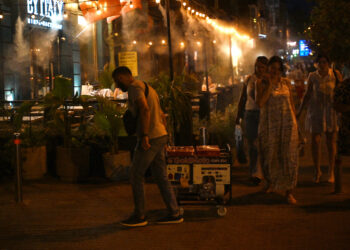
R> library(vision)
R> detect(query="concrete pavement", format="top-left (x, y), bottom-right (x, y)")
top-left (1, 164), bottom-right (350, 249)
top-left (1, 136), bottom-right (350, 250)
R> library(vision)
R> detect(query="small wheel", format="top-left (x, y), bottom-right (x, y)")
top-left (217, 206), bottom-right (227, 216)
top-left (179, 207), bottom-right (184, 216)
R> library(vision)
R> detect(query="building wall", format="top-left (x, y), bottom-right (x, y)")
top-left (0, 0), bottom-right (82, 101)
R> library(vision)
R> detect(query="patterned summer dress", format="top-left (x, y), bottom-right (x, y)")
top-left (258, 78), bottom-right (299, 191)
top-left (334, 78), bottom-right (350, 156)
top-left (305, 69), bottom-right (338, 133)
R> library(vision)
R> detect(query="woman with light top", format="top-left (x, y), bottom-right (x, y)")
top-left (297, 54), bottom-right (342, 183)
top-left (256, 56), bottom-right (299, 204)
top-left (236, 56), bottom-right (268, 185)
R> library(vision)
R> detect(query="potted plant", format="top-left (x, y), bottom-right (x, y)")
top-left (12, 101), bottom-right (47, 180)
top-left (149, 73), bottom-right (198, 145)
top-left (44, 76), bottom-right (91, 182)
top-left (93, 96), bottom-right (131, 180)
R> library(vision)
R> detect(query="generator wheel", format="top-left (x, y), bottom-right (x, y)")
top-left (217, 206), bottom-right (227, 216)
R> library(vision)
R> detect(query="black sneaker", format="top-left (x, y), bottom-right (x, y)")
top-left (120, 215), bottom-right (148, 227)
top-left (156, 215), bottom-right (184, 224)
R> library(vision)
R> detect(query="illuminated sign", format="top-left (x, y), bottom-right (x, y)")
top-left (27, 0), bottom-right (64, 30)
top-left (118, 51), bottom-right (138, 76)
top-left (299, 40), bottom-right (310, 57)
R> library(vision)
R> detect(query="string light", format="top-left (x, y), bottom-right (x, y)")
top-left (156, 0), bottom-right (161, 3)
top-left (180, 0), bottom-right (250, 41)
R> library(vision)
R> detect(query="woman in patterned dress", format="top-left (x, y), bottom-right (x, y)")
top-left (297, 55), bottom-right (342, 183)
top-left (256, 56), bottom-right (299, 204)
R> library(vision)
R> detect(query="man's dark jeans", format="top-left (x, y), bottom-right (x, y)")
top-left (130, 135), bottom-right (179, 218)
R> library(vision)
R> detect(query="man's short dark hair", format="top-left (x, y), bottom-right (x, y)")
top-left (112, 66), bottom-right (132, 78)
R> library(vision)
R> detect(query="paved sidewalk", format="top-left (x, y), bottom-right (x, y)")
top-left (1, 162), bottom-right (350, 250)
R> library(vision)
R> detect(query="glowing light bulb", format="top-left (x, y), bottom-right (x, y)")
top-left (133, 40), bottom-right (137, 45)
top-left (180, 42), bottom-right (185, 48)
top-left (148, 41), bottom-right (153, 46)
top-left (187, 7), bottom-right (191, 11)
top-left (96, 9), bottom-right (101, 15)
top-left (183, 2), bottom-right (186, 7)
top-left (161, 40), bottom-right (166, 44)
top-left (156, 0), bottom-right (161, 3)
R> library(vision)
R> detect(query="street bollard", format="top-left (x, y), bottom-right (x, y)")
top-left (14, 133), bottom-right (23, 203)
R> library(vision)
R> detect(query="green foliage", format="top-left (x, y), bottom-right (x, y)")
top-left (308, 0), bottom-right (350, 63)
top-left (13, 101), bottom-right (35, 132)
top-left (52, 76), bottom-right (73, 101)
top-left (148, 73), bottom-right (198, 143)
top-left (93, 97), bottom-right (125, 154)
top-left (12, 101), bottom-right (47, 147)
top-left (43, 77), bottom-right (96, 148)
top-left (98, 65), bottom-right (115, 90)
top-left (193, 105), bottom-right (237, 146)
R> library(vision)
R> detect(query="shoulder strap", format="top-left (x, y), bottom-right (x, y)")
top-left (143, 81), bottom-right (149, 98)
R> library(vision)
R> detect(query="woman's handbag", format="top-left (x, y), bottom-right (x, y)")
top-left (123, 82), bottom-right (149, 136)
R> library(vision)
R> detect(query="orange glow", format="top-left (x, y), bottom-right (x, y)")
top-left (80, 0), bottom-right (142, 23)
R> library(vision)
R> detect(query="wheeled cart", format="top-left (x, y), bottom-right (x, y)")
top-left (166, 146), bottom-right (233, 217)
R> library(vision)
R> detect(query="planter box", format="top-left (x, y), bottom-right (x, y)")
top-left (22, 146), bottom-right (47, 180)
top-left (56, 146), bottom-right (90, 182)
top-left (103, 151), bottom-right (131, 181)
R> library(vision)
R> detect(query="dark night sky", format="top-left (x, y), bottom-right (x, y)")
top-left (286, 0), bottom-right (315, 36)
top-left (233, 0), bottom-right (316, 37)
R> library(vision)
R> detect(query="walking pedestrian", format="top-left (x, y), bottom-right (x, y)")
top-left (292, 62), bottom-right (306, 108)
top-left (297, 54), bottom-right (342, 183)
top-left (112, 66), bottom-right (183, 227)
top-left (236, 56), bottom-right (268, 185)
top-left (256, 56), bottom-right (299, 204)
